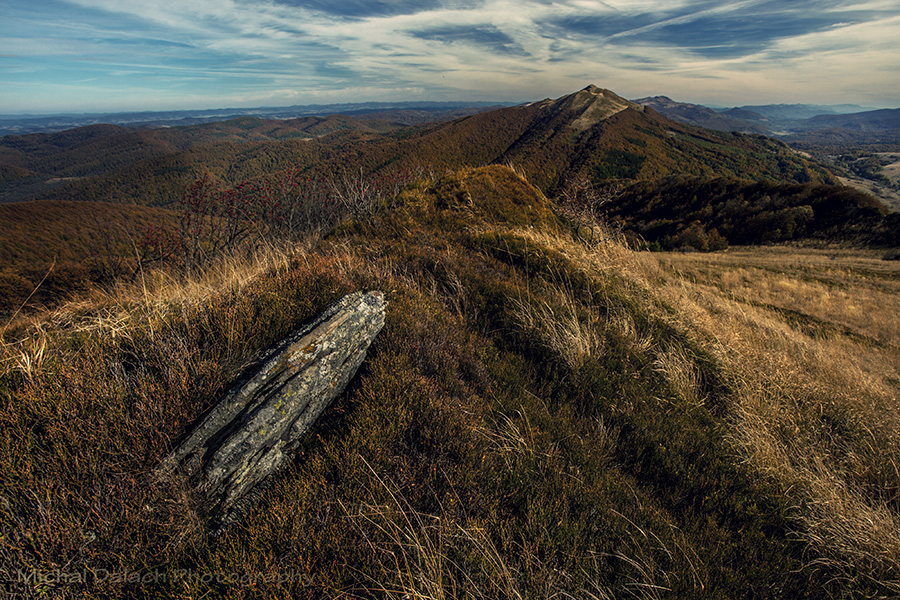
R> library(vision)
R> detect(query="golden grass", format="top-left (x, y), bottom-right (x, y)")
top-left (650, 247), bottom-right (900, 590)
top-left (491, 227), bottom-right (900, 590)
top-left (509, 285), bottom-right (604, 371)
top-left (3, 167), bottom-right (897, 596)
top-left (660, 246), bottom-right (900, 346)
top-left (0, 241), bottom-right (311, 374)
top-left (342, 461), bottom-right (524, 600)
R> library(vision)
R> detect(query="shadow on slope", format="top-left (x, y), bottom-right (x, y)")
top-left (2, 166), bottom-right (897, 598)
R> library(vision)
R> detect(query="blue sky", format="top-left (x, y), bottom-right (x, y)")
top-left (2, 0), bottom-right (898, 113)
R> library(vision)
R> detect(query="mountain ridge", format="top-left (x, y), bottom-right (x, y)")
top-left (0, 85), bottom-right (837, 206)
top-left (634, 96), bottom-right (900, 148)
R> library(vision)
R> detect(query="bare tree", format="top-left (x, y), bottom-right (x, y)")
top-left (557, 176), bottom-right (622, 245)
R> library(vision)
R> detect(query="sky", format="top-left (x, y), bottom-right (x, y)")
top-left (2, 0), bottom-right (899, 114)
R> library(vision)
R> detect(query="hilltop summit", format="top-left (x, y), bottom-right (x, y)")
top-left (548, 85), bottom-right (639, 131)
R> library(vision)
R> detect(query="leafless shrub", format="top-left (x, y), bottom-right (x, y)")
top-left (556, 176), bottom-right (623, 246)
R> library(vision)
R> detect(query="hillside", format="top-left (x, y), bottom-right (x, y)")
top-left (9, 85), bottom-right (837, 207)
top-left (0, 101), bottom-right (507, 136)
top-left (0, 115), bottom-right (395, 203)
top-left (634, 96), bottom-right (768, 134)
top-left (602, 176), bottom-right (898, 250)
top-left (2, 165), bottom-right (898, 598)
top-left (0, 85), bottom-right (897, 599)
top-left (631, 97), bottom-right (900, 151)
top-left (0, 200), bottom-right (178, 313)
top-left (3, 83), bottom-right (891, 321)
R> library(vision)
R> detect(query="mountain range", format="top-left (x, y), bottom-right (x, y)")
top-left (3, 85), bottom-right (900, 599)
top-left (0, 85), bottom-right (836, 207)
top-left (0, 101), bottom-right (508, 137)
top-left (2, 83), bottom-right (894, 314)
top-left (635, 96), bottom-right (900, 148)
top-left (5, 92), bottom-right (895, 150)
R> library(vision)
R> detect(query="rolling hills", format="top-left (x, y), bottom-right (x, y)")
top-left (0, 115), bottom-right (398, 204)
top-left (633, 96), bottom-right (900, 151)
top-left (2, 83), bottom-right (896, 320)
top-left (1, 85), bottom-right (837, 209)
top-left (0, 83), bottom-right (899, 597)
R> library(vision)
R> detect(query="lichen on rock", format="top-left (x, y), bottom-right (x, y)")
top-left (157, 290), bottom-right (386, 531)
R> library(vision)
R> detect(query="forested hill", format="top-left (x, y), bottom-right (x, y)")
top-left (1, 85), bottom-right (836, 207)
top-left (0, 115), bottom-right (395, 203)
top-left (604, 176), bottom-right (898, 250)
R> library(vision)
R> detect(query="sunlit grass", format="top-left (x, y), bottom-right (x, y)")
top-left (2, 166), bottom-right (898, 597)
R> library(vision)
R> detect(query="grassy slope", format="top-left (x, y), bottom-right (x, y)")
top-left (2, 167), bottom-right (898, 598)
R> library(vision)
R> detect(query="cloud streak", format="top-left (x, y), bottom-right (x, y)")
top-left (1, 0), bottom-right (897, 112)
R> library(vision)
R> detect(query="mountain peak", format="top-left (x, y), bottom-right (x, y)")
top-left (553, 85), bottom-right (638, 131)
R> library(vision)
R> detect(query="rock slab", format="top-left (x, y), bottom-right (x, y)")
top-left (158, 290), bottom-right (386, 530)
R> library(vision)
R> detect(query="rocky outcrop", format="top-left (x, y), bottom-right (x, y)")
top-left (158, 291), bottom-right (386, 531)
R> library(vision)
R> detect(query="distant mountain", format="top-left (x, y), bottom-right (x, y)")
top-left (718, 107), bottom-right (769, 123)
top-left (634, 96), bottom-right (767, 133)
top-left (486, 86), bottom-right (831, 192)
top-left (351, 105), bottom-right (509, 127)
top-left (781, 109), bottom-right (900, 150)
top-left (0, 101), bottom-right (508, 136)
top-left (800, 108), bottom-right (900, 132)
top-left (1, 85), bottom-right (837, 207)
top-left (0, 115), bottom-right (393, 202)
top-left (631, 97), bottom-right (899, 150)
top-left (728, 103), bottom-right (872, 121)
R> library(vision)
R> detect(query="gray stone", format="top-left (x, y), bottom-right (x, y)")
top-left (157, 290), bottom-right (386, 530)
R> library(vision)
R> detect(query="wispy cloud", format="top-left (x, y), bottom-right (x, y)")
top-left (1, 0), bottom-right (897, 112)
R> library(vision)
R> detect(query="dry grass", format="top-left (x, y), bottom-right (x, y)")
top-left (509, 284), bottom-right (604, 371)
top-left (0, 241), bottom-right (310, 374)
top-left (491, 225), bottom-right (900, 591)
top-left (649, 247), bottom-right (900, 591)
top-left (342, 461), bottom-right (524, 600)
top-left (0, 235), bottom-right (361, 598)
top-left (660, 246), bottom-right (900, 345)
top-left (3, 167), bottom-right (897, 597)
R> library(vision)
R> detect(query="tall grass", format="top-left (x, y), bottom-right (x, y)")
top-left (647, 248), bottom-right (900, 592)
top-left (2, 165), bottom-right (897, 597)
top-left (479, 218), bottom-right (900, 592)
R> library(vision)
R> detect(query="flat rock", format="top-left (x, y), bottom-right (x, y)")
top-left (158, 290), bottom-right (386, 530)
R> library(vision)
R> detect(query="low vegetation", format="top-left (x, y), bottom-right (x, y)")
top-left (2, 165), bottom-right (898, 598)
top-left (600, 176), bottom-right (898, 251)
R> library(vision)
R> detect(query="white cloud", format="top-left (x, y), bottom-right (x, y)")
top-left (4, 0), bottom-right (896, 111)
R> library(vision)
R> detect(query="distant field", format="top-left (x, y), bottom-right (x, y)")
top-left (837, 175), bottom-right (900, 212)
top-left (878, 152), bottom-right (900, 183)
